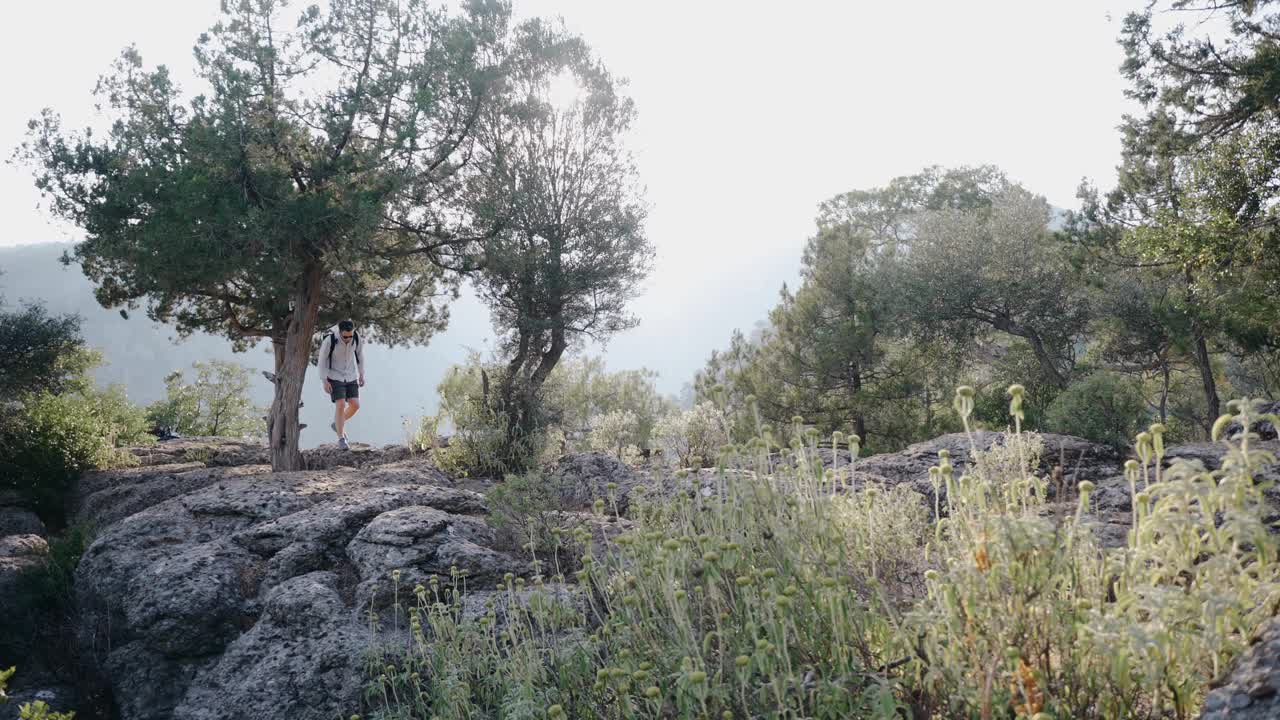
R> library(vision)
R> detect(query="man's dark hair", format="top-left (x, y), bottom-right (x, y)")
top-left (338, 320), bottom-right (355, 332)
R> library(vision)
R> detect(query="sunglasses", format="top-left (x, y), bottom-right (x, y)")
top-left (341, 333), bottom-right (354, 339)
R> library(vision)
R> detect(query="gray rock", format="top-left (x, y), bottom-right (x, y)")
top-left (545, 452), bottom-right (642, 515)
top-left (852, 431), bottom-right (1121, 512)
top-left (76, 463), bottom-right (269, 529)
top-left (1225, 400), bottom-right (1280, 442)
top-left (347, 505), bottom-right (524, 609)
top-left (71, 442), bottom-right (520, 720)
top-left (0, 506), bottom-right (45, 537)
top-left (1082, 441), bottom-right (1280, 516)
top-left (0, 534), bottom-right (48, 616)
top-left (1200, 617), bottom-right (1280, 719)
top-left (172, 572), bottom-right (371, 720)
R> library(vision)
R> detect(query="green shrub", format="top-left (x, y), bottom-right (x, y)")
top-left (144, 360), bottom-right (264, 438)
top-left (429, 358), bottom-right (552, 477)
top-left (484, 471), bottom-right (563, 555)
top-left (14, 524), bottom-right (93, 615)
top-left (652, 402), bottom-right (730, 467)
top-left (901, 393), bottom-right (1280, 719)
top-left (1044, 371), bottom-right (1148, 447)
top-left (0, 386), bottom-right (143, 525)
top-left (587, 409), bottom-right (641, 462)
top-left (361, 411), bottom-right (917, 719)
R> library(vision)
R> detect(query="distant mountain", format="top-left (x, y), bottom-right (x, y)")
top-left (0, 242), bottom-right (805, 447)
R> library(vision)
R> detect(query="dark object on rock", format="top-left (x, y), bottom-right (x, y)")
top-left (148, 424), bottom-right (181, 441)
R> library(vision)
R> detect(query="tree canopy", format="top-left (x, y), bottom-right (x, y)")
top-left (21, 0), bottom-right (624, 469)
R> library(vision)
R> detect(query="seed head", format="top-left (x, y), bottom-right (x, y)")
top-left (1212, 413), bottom-right (1234, 442)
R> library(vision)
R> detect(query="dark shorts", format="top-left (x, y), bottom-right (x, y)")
top-left (328, 380), bottom-right (359, 402)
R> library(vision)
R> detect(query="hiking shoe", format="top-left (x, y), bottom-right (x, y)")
top-left (338, 437), bottom-right (349, 451)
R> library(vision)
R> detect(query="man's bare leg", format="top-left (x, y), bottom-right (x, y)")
top-left (334, 398), bottom-right (347, 438)
top-left (344, 398), bottom-right (361, 423)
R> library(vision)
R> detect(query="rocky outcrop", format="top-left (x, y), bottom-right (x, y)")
top-left (72, 444), bottom-right (519, 720)
top-left (545, 452), bottom-right (642, 514)
top-left (1225, 400), bottom-right (1280, 442)
top-left (47, 431), bottom-right (1280, 720)
top-left (1089, 440), bottom-right (1280, 516)
top-left (849, 431), bottom-right (1122, 511)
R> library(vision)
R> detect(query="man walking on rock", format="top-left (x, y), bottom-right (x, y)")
top-left (318, 320), bottom-right (365, 450)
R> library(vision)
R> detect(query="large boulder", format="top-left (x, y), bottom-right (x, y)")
top-left (853, 431), bottom-right (1122, 510)
top-left (545, 452), bottom-right (643, 515)
top-left (1087, 440), bottom-right (1280, 516)
top-left (73, 444), bottom-right (521, 720)
top-left (171, 572), bottom-right (371, 720)
top-left (0, 506), bottom-right (45, 537)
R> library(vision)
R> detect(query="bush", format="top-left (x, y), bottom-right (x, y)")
top-left (482, 471), bottom-right (581, 569)
top-left (1044, 371), bottom-right (1148, 447)
top-left (901, 395), bottom-right (1279, 718)
top-left (652, 402), bottom-right (729, 467)
top-left (587, 409), bottom-right (640, 461)
top-left (12, 524), bottom-right (92, 616)
top-left (428, 357), bottom-right (560, 477)
top-left (0, 386), bottom-right (144, 525)
top-left (144, 360), bottom-right (264, 438)
top-left (0, 302), bottom-right (88, 395)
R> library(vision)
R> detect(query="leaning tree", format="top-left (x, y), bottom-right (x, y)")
top-left (469, 22), bottom-right (652, 467)
top-left (22, 0), bottom-right (550, 469)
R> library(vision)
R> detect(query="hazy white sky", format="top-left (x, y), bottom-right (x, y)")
top-left (0, 0), bottom-right (1145, 395)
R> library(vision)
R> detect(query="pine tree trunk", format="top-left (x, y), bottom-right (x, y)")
top-left (1193, 329), bottom-right (1221, 432)
top-left (268, 262), bottom-right (324, 471)
top-left (1159, 360), bottom-right (1171, 424)
top-left (1026, 330), bottom-right (1069, 389)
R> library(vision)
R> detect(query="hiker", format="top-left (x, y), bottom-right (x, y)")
top-left (317, 320), bottom-right (365, 450)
